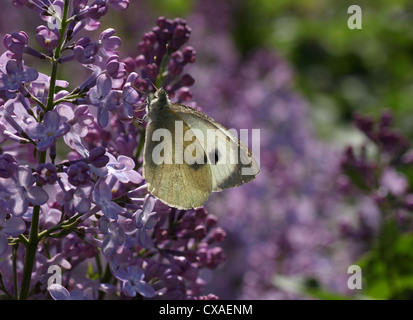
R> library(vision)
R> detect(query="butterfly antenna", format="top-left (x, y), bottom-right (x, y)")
top-left (159, 43), bottom-right (169, 87)
top-left (145, 76), bottom-right (158, 91)
top-left (130, 82), bottom-right (148, 98)
top-left (151, 44), bottom-right (170, 90)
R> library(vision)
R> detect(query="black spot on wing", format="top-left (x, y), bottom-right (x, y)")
top-left (209, 149), bottom-right (220, 164)
top-left (190, 153), bottom-right (208, 171)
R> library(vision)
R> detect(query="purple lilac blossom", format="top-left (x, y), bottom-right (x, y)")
top-left (26, 110), bottom-right (70, 151)
top-left (1, 1), bottom-right (223, 300)
top-left (0, 59), bottom-right (38, 97)
top-left (87, 74), bottom-right (118, 128)
top-left (9, 165), bottom-right (49, 216)
top-left (0, 212), bottom-right (25, 256)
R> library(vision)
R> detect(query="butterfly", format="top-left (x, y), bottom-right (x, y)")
top-left (142, 88), bottom-right (260, 209)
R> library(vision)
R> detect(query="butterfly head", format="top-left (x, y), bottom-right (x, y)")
top-left (146, 87), bottom-right (170, 120)
top-left (155, 87), bottom-right (168, 102)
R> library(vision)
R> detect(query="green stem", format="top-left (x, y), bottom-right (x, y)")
top-left (19, 203), bottom-right (41, 300)
top-left (25, 90), bottom-right (46, 112)
top-left (17, 234), bottom-right (29, 247)
top-left (19, 149), bottom-right (46, 299)
top-left (0, 273), bottom-right (14, 299)
top-left (12, 244), bottom-right (19, 299)
top-left (19, 0), bottom-right (71, 300)
top-left (52, 95), bottom-right (83, 106)
top-left (98, 263), bottom-right (113, 300)
top-left (46, 0), bottom-right (70, 112)
top-left (38, 213), bottom-right (83, 241)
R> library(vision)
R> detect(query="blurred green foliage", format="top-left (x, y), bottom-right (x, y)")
top-left (358, 225), bottom-right (413, 299)
top-left (232, 0), bottom-right (413, 139)
top-left (141, 0), bottom-right (413, 140)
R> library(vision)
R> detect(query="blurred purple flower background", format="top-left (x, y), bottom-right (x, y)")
top-left (0, 0), bottom-right (412, 300)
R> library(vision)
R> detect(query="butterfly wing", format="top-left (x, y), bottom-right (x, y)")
top-left (170, 103), bottom-right (260, 192)
top-left (143, 107), bottom-right (213, 209)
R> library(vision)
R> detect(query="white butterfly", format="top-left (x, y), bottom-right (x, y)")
top-left (142, 88), bottom-right (260, 209)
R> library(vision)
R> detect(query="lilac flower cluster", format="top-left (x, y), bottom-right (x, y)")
top-left (0, 1), bottom-right (225, 300)
top-left (340, 111), bottom-right (412, 233)
top-left (335, 110), bottom-right (413, 299)
top-left (124, 16), bottom-right (196, 103)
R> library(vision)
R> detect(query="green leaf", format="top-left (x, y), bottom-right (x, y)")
top-left (272, 275), bottom-right (369, 300)
top-left (87, 262), bottom-right (99, 281)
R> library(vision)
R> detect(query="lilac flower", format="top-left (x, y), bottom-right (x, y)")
top-left (0, 212), bottom-right (26, 256)
top-left (87, 74), bottom-right (118, 128)
top-left (34, 253), bottom-right (71, 290)
top-left (57, 184), bottom-right (92, 216)
top-left (41, 208), bottom-right (62, 229)
top-left (69, 141), bottom-right (109, 177)
top-left (88, 146), bottom-right (109, 168)
top-left (40, 0), bottom-right (64, 30)
top-left (168, 51), bottom-right (184, 76)
top-left (380, 168), bottom-right (408, 197)
top-left (0, 154), bottom-right (18, 178)
top-left (108, 0), bottom-right (129, 11)
top-left (49, 284), bottom-right (93, 300)
top-left (130, 17), bottom-right (195, 96)
top-left (29, 72), bottom-right (69, 106)
top-left (206, 227), bottom-right (227, 244)
top-left (120, 72), bottom-right (140, 119)
top-left (106, 55), bottom-right (126, 79)
top-left (168, 256), bottom-right (197, 281)
top-left (134, 194), bottom-right (158, 247)
top-left (86, 1), bottom-right (108, 20)
top-left (92, 180), bottom-right (125, 220)
top-left (0, 59), bottom-right (38, 94)
top-left (35, 163), bottom-right (58, 185)
top-left (115, 266), bottom-right (156, 298)
top-left (111, 129), bottom-right (140, 159)
top-left (0, 98), bottom-right (24, 136)
top-left (36, 25), bottom-right (59, 51)
top-left (3, 31), bottom-right (28, 60)
top-left (106, 153), bottom-right (142, 184)
top-left (98, 28), bottom-right (121, 58)
top-left (67, 161), bottom-right (90, 186)
top-left (56, 103), bottom-right (94, 149)
top-left (9, 166), bottom-right (49, 216)
top-left (175, 87), bottom-right (192, 102)
top-left (158, 275), bottom-right (186, 299)
top-left (73, 37), bottom-right (99, 64)
top-left (197, 244), bottom-right (225, 269)
top-left (61, 233), bottom-right (98, 267)
top-left (2, 31), bottom-right (44, 61)
top-left (99, 217), bottom-right (125, 257)
top-left (26, 110), bottom-right (70, 151)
